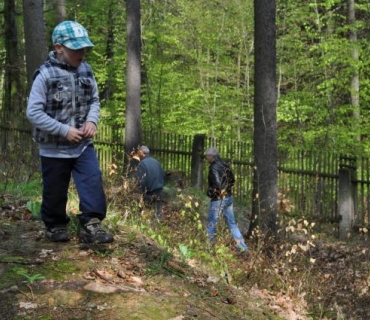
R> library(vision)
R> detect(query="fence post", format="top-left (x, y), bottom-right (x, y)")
top-left (338, 156), bottom-right (356, 239)
top-left (191, 134), bottom-right (206, 188)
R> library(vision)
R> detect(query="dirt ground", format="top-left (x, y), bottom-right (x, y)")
top-left (3, 196), bottom-right (370, 320)
top-left (0, 213), bottom-right (287, 320)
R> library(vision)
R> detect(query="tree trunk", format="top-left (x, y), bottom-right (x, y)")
top-left (100, 3), bottom-right (116, 102)
top-left (252, 0), bottom-right (278, 239)
top-left (348, 0), bottom-right (360, 141)
top-left (2, 0), bottom-right (25, 137)
top-left (23, 0), bottom-right (48, 90)
top-left (52, 0), bottom-right (66, 24)
top-left (190, 134), bottom-right (206, 188)
top-left (125, 0), bottom-right (142, 164)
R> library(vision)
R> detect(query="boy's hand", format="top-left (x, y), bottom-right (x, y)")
top-left (81, 122), bottom-right (97, 138)
top-left (66, 127), bottom-right (84, 143)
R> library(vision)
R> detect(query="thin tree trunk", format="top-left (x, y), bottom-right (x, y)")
top-left (53, 0), bottom-right (66, 24)
top-left (348, 0), bottom-right (360, 141)
top-left (23, 0), bottom-right (47, 160)
top-left (23, 0), bottom-right (47, 90)
top-left (125, 0), bottom-right (142, 164)
top-left (100, 3), bottom-right (116, 102)
top-left (2, 0), bottom-right (25, 145)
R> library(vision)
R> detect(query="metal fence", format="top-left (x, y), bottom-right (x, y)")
top-left (2, 123), bottom-right (370, 227)
top-left (278, 150), bottom-right (339, 222)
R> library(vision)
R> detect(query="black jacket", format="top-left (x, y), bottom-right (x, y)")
top-left (207, 158), bottom-right (235, 201)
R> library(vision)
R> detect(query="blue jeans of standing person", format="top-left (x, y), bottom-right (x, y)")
top-left (207, 196), bottom-right (248, 251)
top-left (40, 144), bottom-right (106, 228)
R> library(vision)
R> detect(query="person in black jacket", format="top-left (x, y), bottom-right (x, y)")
top-left (205, 147), bottom-right (248, 252)
top-left (136, 146), bottom-right (165, 220)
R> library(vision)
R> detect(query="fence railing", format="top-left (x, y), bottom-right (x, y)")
top-left (278, 150), bottom-right (340, 222)
top-left (1, 124), bottom-right (370, 228)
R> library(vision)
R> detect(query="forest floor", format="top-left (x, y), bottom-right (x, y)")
top-left (0, 208), bottom-right (287, 320)
top-left (1, 193), bottom-right (370, 320)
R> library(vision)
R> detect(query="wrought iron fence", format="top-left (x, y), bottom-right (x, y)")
top-left (2, 123), bottom-right (370, 227)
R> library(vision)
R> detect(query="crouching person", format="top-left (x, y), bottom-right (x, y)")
top-left (136, 146), bottom-right (165, 220)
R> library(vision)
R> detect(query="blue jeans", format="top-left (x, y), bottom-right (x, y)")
top-left (207, 196), bottom-right (248, 251)
top-left (40, 144), bottom-right (106, 228)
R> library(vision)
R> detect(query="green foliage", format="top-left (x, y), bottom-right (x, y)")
top-left (15, 268), bottom-right (45, 284)
top-left (26, 200), bottom-right (41, 220)
top-left (0, 177), bottom-right (41, 198)
top-left (139, 0), bottom-right (255, 137)
top-left (178, 243), bottom-right (193, 261)
top-left (276, 0), bottom-right (370, 153)
top-left (1, 0), bottom-right (370, 160)
top-left (65, 0), bottom-right (370, 153)
top-left (146, 250), bottom-right (173, 276)
top-left (5, 0), bottom-right (370, 153)
top-left (67, 213), bottom-right (81, 237)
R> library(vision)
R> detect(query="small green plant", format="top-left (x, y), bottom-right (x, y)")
top-left (106, 211), bottom-right (121, 228)
top-left (26, 200), bottom-right (41, 220)
top-left (16, 270), bottom-right (45, 284)
top-left (90, 245), bottom-right (114, 257)
top-left (67, 214), bottom-right (80, 236)
top-left (147, 227), bottom-right (168, 247)
top-left (66, 183), bottom-right (80, 214)
top-left (178, 244), bottom-right (193, 261)
top-left (146, 250), bottom-right (172, 276)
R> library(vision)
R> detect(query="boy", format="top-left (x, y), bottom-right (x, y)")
top-left (26, 21), bottom-right (113, 244)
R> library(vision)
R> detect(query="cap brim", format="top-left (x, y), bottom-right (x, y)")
top-left (63, 38), bottom-right (94, 50)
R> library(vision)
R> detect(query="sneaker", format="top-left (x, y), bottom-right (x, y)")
top-left (46, 226), bottom-right (70, 242)
top-left (235, 239), bottom-right (249, 253)
top-left (152, 212), bottom-right (162, 222)
top-left (79, 218), bottom-right (114, 244)
top-left (239, 247), bottom-right (249, 254)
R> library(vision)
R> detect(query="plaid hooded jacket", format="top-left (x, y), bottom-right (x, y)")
top-left (26, 51), bottom-right (100, 148)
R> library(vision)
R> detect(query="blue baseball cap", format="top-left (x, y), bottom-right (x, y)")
top-left (52, 21), bottom-right (94, 50)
